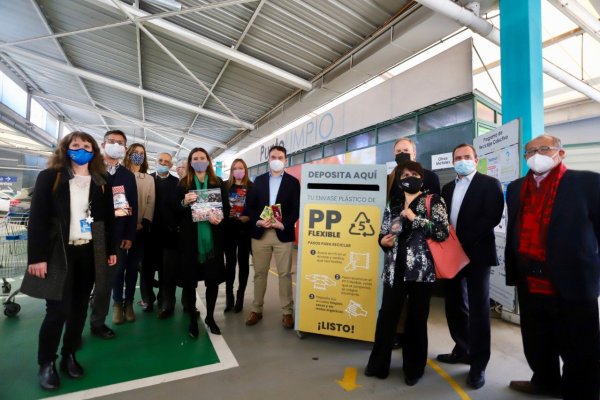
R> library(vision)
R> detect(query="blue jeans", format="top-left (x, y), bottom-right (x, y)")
top-left (112, 231), bottom-right (144, 302)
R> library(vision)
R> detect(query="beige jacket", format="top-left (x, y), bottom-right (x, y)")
top-left (134, 172), bottom-right (156, 224)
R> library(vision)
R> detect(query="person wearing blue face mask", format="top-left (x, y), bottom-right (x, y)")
top-left (110, 144), bottom-right (155, 325)
top-left (140, 153), bottom-right (180, 318)
top-left (437, 143), bottom-right (504, 390)
top-left (22, 131), bottom-right (117, 390)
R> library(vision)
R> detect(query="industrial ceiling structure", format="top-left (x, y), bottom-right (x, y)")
top-left (0, 0), bottom-right (599, 168)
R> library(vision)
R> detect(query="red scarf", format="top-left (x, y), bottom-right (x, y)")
top-left (518, 162), bottom-right (567, 262)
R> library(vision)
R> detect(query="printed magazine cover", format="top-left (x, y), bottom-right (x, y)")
top-left (112, 185), bottom-right (131, 217)
top-left (190, 188), bottom-right (224, 222)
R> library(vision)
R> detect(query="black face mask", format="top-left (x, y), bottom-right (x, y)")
top-left (395, 152), bottom-right (411, 165)
top-left (399, 176), bottom-right (423, 194)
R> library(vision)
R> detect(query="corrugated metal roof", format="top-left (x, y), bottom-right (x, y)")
top-left (1, 0), bottom-right (500, 160)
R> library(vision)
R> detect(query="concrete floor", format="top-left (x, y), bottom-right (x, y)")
top-left (93, 253), bottom-right (541, 400)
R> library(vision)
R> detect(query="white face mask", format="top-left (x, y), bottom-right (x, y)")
top-left (269, 159), bottom-right (285, 172)
top-left (104, 142), bottom-right (125, 159)
top-left (527, 153), bottom-right (557, 174)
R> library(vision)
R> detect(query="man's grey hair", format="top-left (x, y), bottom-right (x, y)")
top-left (532, 134), bottom-right (562, 149)
top-left (176, 159), bottom-right (187, 168)
top-left (394, 137), bottom-right (417, 153)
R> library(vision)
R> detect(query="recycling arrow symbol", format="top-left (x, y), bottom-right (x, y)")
top-left (348, 212), bottom-right (375, 236)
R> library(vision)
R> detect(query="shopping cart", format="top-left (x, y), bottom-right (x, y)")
top-left (0, 214), bottom-right (29, 317)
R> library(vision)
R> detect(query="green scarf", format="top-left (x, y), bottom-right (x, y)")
top-left (193, 174), bottom-right (214, 263)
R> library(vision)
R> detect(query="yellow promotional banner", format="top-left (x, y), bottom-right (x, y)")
top-left (296, 164), bottom-right (386, 342)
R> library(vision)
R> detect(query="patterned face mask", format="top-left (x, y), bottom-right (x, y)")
top-left (129, 152), bottom-right (145, 166)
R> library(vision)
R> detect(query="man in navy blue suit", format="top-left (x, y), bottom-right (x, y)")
top-left (244, 146), bottom-right (300, 329)
top-left (89, 130), bottom-right (137, 339)
top-left (505, 134), bottom-right (600, 400)
top-left (437, 143), bottom-right (504, 390)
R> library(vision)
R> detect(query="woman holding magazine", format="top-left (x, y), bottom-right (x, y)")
top-left (223, 158), bottom-right (253, 313)
top-left (178, 147), bottom-right (229, 337)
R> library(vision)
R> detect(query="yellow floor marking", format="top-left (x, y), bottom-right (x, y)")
top-left (427, 359), bottom-right (471, 400)
top-left (337, 367), bottom-right (361, 391)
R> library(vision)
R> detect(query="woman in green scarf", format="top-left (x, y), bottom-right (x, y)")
top-left (178, 148), bottom-right (229, 338)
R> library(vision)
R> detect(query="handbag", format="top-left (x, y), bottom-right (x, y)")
top-left (425, 195), bottom-right (470, 279)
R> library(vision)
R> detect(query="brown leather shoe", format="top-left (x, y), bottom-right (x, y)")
top-left (245, 312), bottom-right (263, 326)
top-left (282, 314), bottom-right (294, 329)
top-left (509, 381), bottom-right (561, 398)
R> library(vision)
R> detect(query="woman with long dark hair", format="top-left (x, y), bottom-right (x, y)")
top-left (223, 158), bottom-right (253, 313)
top-left (23, 131), bottom-right (116, 390)
top-left (111, 143), bottom-right (155, 324)
top-left (178, 147), bottom-right (229, 337)
top-left (365, 161), bottom-right (449, 386)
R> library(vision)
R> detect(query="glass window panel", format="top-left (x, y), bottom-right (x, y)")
top-left (323, 141), bottom-right (343, 158)
top-left (290, 153), bottom-right (304, 166)
top-left (418, 100), bottom-right (473, 132)
top-left (347, 130), bottom-right (375, 151)
top-left (305, 147), bottom-right (323, 162)
top-left (323, 140), bottom-right (346, 158)
top-left (30, 99), bottom-right (46, 130)
top-left (377, 118), bottom-right (417, 143)
top-left (1, 75), bottom-right (28, 117)
top-left (414, 123), bottom-right (474, 172)
top-left (476, 101), bottom-right (495, 123)
top-left (45, 115), bottom-right (58, 138)
top-left (477, 123), bottom-right (494, 136)
top-left (496, 113), bottom-right (502, 124)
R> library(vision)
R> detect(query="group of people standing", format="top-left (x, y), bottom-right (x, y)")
top-left (366, 136), bottom-right (599, 400)
top-left (22, 129), bottom-right (599, 400)
top-left (24, 131), bottom-right (300, 391)
top-left (367, 138), bottom-right (504, 391)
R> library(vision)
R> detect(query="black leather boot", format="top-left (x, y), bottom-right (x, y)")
top-left (60, 353), bottom-right (84, 378)
top-left (39, 361), bottom-right (60, 390)
top-left (224, 289), bottom-right (234, 313)
top-left (233, 291), bottom-right (244, 313)
top-left (188, 313), bottom-right (199, 338)
top-left (204, 317), bottom-right (221, 335)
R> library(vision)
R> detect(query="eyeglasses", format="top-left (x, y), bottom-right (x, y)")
top-left (105, 139), bottom-right (125, 146)
top-left (524, 146), bottom-right (560, 157)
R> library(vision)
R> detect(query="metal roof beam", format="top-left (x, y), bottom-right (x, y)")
top-left (547, 0), bottom-right (600, 44)
top-left (4, 47), bottom-right (255, 130)
top-left (95, 0), bottom-right (313, 91)
top-left (416, 0), bottom-right (600, 104)
top-left (0, 0), bottom-right (259, 50)
top-left (30, 91), bottom-right (227, 148)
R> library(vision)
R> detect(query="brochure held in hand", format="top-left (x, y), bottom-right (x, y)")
top-left (190, 188), bottom-right (224, 222)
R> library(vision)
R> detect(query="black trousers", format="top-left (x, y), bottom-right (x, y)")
top-left (517, 280), bottom-right (600, 400)
top-left (38, 243), bottom-right (95, 364)
top-left (367, 280), bottom-right (433, 380)
top-left (224, 232), bottom-right (250, 298)
top-left (181, 283), bottom-right (218, 321)
top-left (443, 263), bottom-right (491, 371)
top-left (157, 247), bottom-right (179, 311)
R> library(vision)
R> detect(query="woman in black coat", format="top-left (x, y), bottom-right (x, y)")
top-left (22, 131), bottom-right (116, 391)
top-left (365, 161), bottom-right (449, 386)
top-left (178, 147), bottom-right (229, 338)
